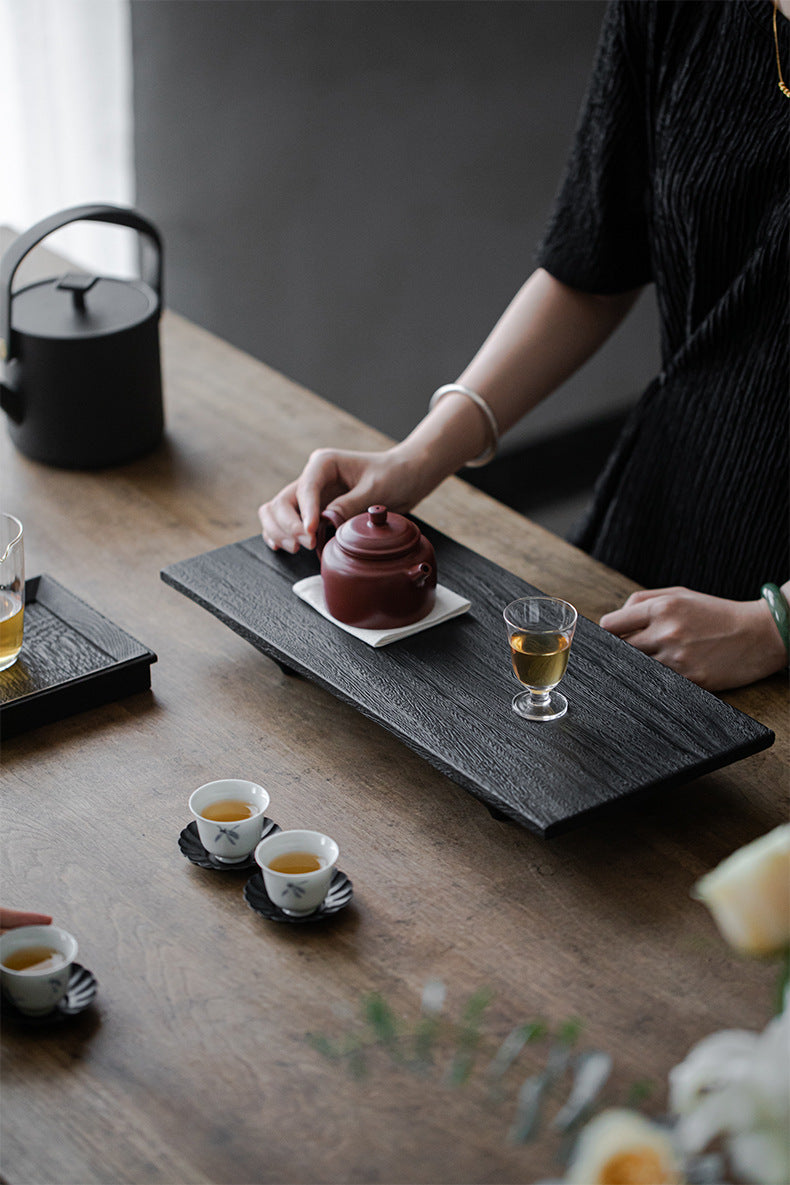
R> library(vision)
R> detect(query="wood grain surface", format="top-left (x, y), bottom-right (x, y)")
top-left (162, 528), bottom-right (772, 837)
top-left (1, 228), bottom-right (788, 1185)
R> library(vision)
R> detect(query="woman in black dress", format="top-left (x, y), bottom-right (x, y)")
top-left (259, 0), bottom-right (789, 692)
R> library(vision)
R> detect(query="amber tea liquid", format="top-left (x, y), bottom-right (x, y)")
top-left (510, 631), bottom-right (571, 690)
top-left (267, 851), bottom-right (323, 874)
top-left (3, 945), bottom-right (65, 974)
top-left (200, 799), bottom-right (257, 822)
top-left (0, 591), bottom-right (24, 669)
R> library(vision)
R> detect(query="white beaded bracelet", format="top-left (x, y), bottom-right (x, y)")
top-left (428, 383), bottom-right (500, 468)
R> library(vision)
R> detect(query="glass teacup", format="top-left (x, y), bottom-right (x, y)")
top-left (503, 596), bottom-right (577, 721)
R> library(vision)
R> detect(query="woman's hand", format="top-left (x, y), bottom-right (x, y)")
top-left (258, 444), bottom-right (430, 552)
top-left (599, 587), bottom-right (788, 691)
top-left (0, 908), bottom-right (53, 934)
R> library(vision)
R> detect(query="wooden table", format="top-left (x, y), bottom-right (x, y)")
top-left (2, 232), bottom-right (788, 1184)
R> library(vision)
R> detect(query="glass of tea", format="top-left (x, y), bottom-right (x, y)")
top-left (0, 514), bottom-right (24, 672)
top-left (503, 596), bottom-right (578, 722)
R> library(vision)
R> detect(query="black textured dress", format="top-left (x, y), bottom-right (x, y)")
top-left (536, 0), bottom-right (789, 601)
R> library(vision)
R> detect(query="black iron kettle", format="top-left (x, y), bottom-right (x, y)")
top-left (0, 204), bottom-right (165, 468)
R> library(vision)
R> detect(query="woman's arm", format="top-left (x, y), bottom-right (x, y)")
top-left (258, 268), bottom-right (642, 551)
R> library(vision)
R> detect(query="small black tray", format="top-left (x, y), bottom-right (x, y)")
top-left (0, 575), bottom-right (157, 738)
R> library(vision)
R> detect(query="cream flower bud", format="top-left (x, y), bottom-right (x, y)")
top-left (565, 1108), bottom-right (684, 1185)
top-left (693, 824), bottom-right (790, 957)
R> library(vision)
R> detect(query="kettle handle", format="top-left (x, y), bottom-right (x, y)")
top-left (0, 204), bottom-right (164, 366)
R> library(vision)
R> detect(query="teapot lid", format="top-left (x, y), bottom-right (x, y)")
top-left (335, 506), bottom-right (422, 559)
top-left (10, 274), bottom-right (157, 341)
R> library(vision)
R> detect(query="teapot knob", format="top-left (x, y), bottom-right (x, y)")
top-left (368, 506), bottom-right (388, 526)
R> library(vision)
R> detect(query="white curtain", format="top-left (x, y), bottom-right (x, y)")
top-left (0, 0), bottom-right (135, 276)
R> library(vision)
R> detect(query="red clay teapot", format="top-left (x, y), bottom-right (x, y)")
top-left (317, 505), bottom-right (437, 630)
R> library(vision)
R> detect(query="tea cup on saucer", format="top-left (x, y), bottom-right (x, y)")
top-left (254, 829), bottom-right (339, 915)
top-left (0, 925), bottom-right (78, 1016)
top-left (189, 779), bottom-right (270, 864)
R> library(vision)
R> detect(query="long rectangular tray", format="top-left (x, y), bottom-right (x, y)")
top-left (0, 575), bottom-right (157, 738)
top-left (160, 527), bottom-right (773, 837)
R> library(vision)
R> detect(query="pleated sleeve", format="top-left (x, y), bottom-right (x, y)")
top-left (536, 0), bottom-right (654, 294)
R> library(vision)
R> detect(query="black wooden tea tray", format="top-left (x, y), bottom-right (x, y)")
top-left (160, 527), bottom-right (773, 837)
top-left (0, 575), bottom-right (157, 738)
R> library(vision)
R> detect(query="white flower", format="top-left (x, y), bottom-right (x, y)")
top-left (669, 1007), bottom-right (790, 1185)
top-left (420, 978), bottom-right (446, 1014)
top-left (564, 1108), bottom-right (684, 1184)
top-left (692, 824), bottom-right (790, 957)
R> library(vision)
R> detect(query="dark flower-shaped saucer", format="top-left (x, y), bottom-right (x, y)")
top-left (244, 868), bottom-right (353, 923)
top-left (179, 818), bottom-right (281, 871)
top-left (2, 963), bottom-right (98, 1025)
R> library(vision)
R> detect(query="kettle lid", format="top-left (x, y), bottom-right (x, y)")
top-left (11, 274), bottom-right (157, 341)
top-left (1, 205), bottom-right (163, 363)
top-left (335, 506), bottom-right (422, 559)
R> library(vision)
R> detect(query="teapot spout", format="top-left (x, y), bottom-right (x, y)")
top-left (409, 562), bottom-right (432, 588)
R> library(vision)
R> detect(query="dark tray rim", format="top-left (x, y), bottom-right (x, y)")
top-left (0, 574), bottom-right (157, 737)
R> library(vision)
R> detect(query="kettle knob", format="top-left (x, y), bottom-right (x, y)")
top-left (368, 506), bottom-right (388, 526)
top-left (56, 273), bottom-right (98, 313)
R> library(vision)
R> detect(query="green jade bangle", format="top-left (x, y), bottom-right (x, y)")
top-left (760, 583), bottom-right (790, 658)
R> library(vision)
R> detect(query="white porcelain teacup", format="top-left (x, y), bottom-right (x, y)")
top-left (0, 924), bottom-right (78, 1016)
top-left (254, 829), bottom-right (339, 915)
top-left (189, 778), bottom-right (270, 863)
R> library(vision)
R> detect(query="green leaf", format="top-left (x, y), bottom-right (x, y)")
top-left (306, 1032), bottom-right (339, 1060)
top-left (445, 987), bottom-right (494, 1086)
top-left (557, 1017), bottom-right (583, 1047)
top-left (626, 1078), bottom-right (655, 1107)
top-left (413, 1015), bottom-right (440, 1068)
top-left (461, 985), bottom-right (494, 1025)
top-left (447, 1050), bottom-right (476, 1087)
top-left (363, 992), bottom-right (399, 1047)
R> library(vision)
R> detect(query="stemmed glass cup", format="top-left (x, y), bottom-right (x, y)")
top-left (503, 596), bottom-right (577, 721)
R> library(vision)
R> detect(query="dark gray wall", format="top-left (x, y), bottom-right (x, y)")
top-left (131, 0), bottom-right (658, 450)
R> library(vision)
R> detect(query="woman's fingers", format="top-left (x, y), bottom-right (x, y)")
top-left (259, 452), bottom-right (368, 551)
top-left (294, 450), bottom-right (361, 541)
top-left (0, 908), bottom-right (53, 933)
top-left (599, 600), bottom-right (653, 638)
top-left (258, 481), bottom-right (307, 552)
top-left (259, 445), bottom-right (422, 553)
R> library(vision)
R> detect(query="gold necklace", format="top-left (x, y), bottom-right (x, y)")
top-left (774, 0), bottom-right (790, 97)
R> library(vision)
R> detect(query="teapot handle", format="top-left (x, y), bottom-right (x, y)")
top-left (315, 506), bottom-right (346, 558)
top-left (0, 204), bottom-right (164, 366)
